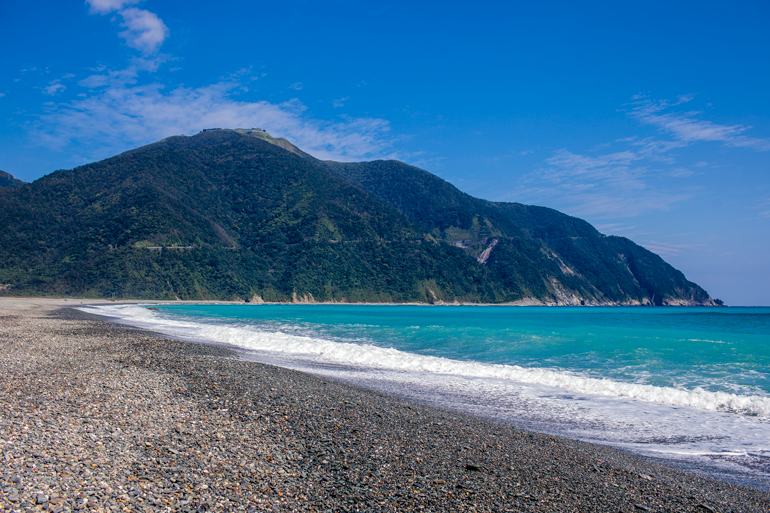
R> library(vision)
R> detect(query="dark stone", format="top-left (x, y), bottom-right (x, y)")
top-left (465, 464), bottom-right (481, 472)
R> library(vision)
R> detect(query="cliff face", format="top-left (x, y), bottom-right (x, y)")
top-left (0, 130), bottom-right (715, 304)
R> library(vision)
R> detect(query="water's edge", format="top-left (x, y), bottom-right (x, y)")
top-left (78, 304), bottom-right (770, 490)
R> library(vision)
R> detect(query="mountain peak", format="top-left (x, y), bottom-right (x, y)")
top-left (197, 127), bottom-right (315, 160)
top-left (0, 170), bottom-right (26, 188)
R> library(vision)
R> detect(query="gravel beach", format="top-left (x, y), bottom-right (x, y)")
top-left (1, 300), bottom-right (769, 512)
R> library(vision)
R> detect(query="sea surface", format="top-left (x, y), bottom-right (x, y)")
top-left (84, 304), bottom-right (770, 489)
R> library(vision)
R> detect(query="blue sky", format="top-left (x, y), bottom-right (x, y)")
top-left (1, 0), bottom-right (768, 305)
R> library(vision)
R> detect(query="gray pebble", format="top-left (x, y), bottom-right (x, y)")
top-left (0, 304), bottom-right (767, 513)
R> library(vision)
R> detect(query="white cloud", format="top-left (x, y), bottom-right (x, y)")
top-left (501, 145), bottom-right (693, 218)
top-left (86, 0), bottom-right (168, 55)
top-left (496, 94), bottom-right (769, 224)
top-left (78, 55), bottom-right (169, 89)
top-left (118, 7), bottom-right (169, 54)
top-left (332, 97), bottom-right (350, 108)
top-left (34, 71), bottom-right (394, 164)
top-left (639, 240), bottom-right (706, 258)
top-left (594, 223), bottom-right (639, 233)
top-left (289, 82), bottom-right (302, 90)
top-left (629, 96), bottom-right (770, 151)
top-left (86, 0), bottom-right (141, 15)
top-left (0, 93), bottom-right (5, 98)
top-left (43, 80), bottom-right (66, 95)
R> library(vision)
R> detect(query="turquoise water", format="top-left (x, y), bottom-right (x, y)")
top-left (154, 305), bottom-right (770, 398)
top-left (89, 304), bottom-right (770, 488)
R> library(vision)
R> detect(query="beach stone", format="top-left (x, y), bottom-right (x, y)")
top-left (0, 301), bottom-right (769, 513)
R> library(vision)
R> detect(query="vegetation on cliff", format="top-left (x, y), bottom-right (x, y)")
top-left (0, 130), bottom-right (714, 304)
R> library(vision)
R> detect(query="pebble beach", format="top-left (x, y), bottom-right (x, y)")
top-left (1, 299), bottom-right (769, 512)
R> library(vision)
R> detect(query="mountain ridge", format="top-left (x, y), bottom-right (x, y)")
top-left (0, 130), bottom-right (718, 305)
top-left (0, 170), bottom-right (26, 188)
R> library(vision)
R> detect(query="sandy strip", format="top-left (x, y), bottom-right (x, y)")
top-left (1, 298), bottom-right (768, 512)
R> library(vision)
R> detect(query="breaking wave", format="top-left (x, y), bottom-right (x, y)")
top-left (82, 304), bottom-right (770, 418)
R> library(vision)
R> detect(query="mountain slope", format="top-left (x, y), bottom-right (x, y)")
top-left (0, 131), bottom-right (508, 302)
top-left (0, 170), bottom-right (25, 188)
top-left (324, 160), bottom-right (713, 305)
top-left (0, 130), bottom-right (715, 304)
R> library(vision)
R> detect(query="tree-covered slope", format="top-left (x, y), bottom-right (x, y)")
top-left (0, 170), bottom-right (25, 188)
top-left (325, 160), bottom-right (713, 305)
top-left (0, 131), bottom-right (506, 302)
top-left (0, 130), bottom-right (715, 304)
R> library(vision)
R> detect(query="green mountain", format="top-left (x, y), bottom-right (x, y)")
top-left (0, 170), bottom-right (25, 188)
top-left (0, 129), bottom-right (717, 305)
top-left (321, 160), bottom-right (714, 306)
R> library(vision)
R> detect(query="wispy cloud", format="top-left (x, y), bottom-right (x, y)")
top-left (639, 240), bottom-right (707, 258)
top-left (629, 96), bottom-right (770, 151)
top-left (87, 0), bottom-right (141, 15)
top-left (34, 68), bottom-right (394, 164)
top-left (594, 223), bottom-right (639, 233)
top-left (499, 94), bottom-right (768, 220)
top-left (289, 82), bottom-right (302, 90)
top-left (757, 198), bottom-right (770, 219)
top-left (77, 55), bottom-right (170, 89)
top-left (43, 80), bottom-right (66, 95)
top-left (502, 144), bottom-right (693, 218)
top-left (332, 97), bottom-right (350, 108)
top-left (86, 0), bottom-right (168, 55)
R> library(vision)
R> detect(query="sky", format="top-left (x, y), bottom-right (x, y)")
top-left (1, 0), bottom-right (768, 305)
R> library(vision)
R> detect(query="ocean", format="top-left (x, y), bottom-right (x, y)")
top-left (84, 304), bottom-right (770, 489)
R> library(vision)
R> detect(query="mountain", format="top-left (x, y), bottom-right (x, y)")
top-left (0, 170), bottom-right (25, 188)
top-left (321, 160), bottom-right (714, 306)
top-left (0, 129), bottom-right (717, 305)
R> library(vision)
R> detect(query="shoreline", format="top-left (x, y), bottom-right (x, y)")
top-left (0, 295), bottom-right (730, 307)
top-left (1, 299), bottom-right (768, 512)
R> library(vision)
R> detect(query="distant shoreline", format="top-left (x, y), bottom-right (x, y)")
top-left (0, 296), bottom-right (734, 308)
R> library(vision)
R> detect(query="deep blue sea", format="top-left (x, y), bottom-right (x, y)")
top-left (87, 304), bottom-right (770, 488)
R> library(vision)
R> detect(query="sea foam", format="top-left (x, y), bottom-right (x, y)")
top-left (83, 304), bottom-right (770, 418)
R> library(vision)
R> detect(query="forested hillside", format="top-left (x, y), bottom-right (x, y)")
top-left (0, 130), bottom-right (716, 305)
top-left (324, 160), bottom-right (713, 305)
top-left (0, 170), bottom-right (25, 188)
